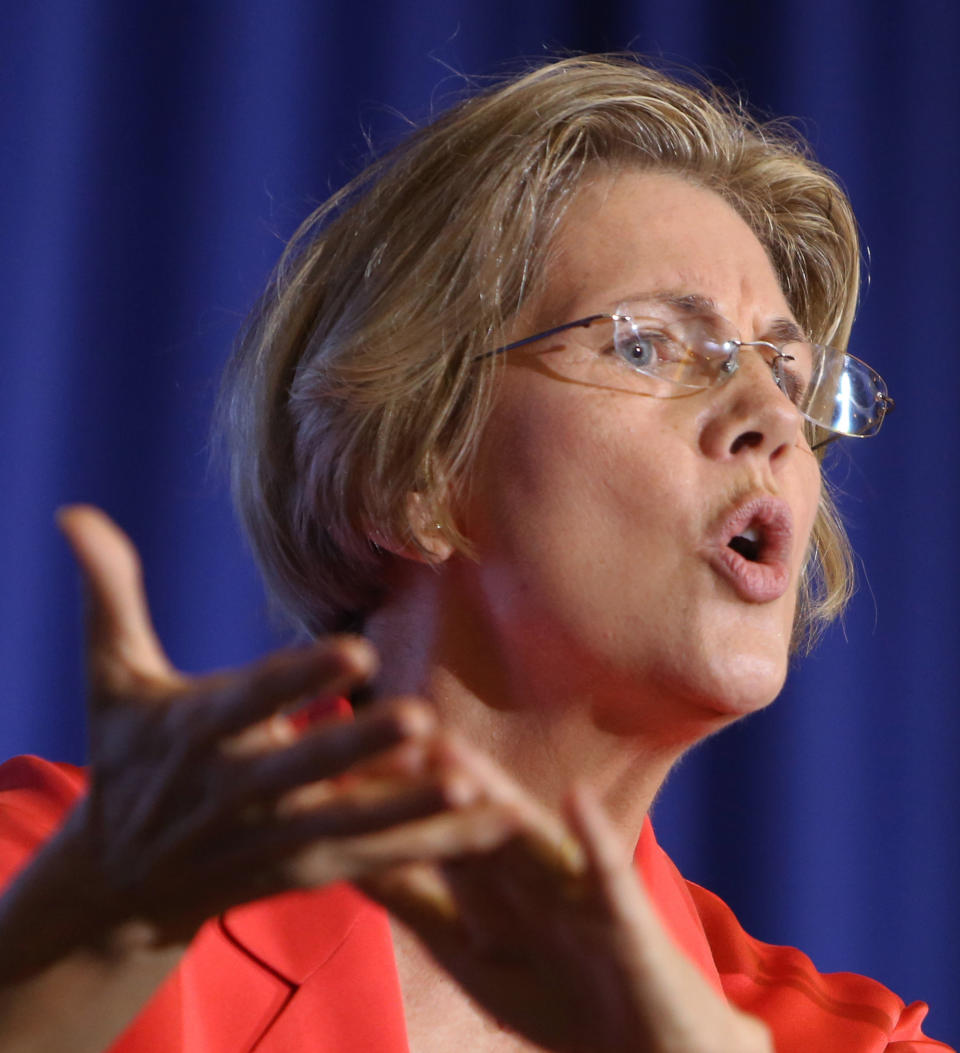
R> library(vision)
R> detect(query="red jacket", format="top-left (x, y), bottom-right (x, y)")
top-left (0, 755), bottom-right (951, 1052)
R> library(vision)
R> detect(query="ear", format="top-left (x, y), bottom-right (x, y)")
top-left (370, 492), bottom-right (454, 565)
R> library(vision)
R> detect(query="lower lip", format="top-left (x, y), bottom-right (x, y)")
top-left (707, 546), bottom-right (791, 603)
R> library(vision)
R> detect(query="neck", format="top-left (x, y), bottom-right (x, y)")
top-left (443, 664), bottom-right (691, 835)
top-left (364, 560), bottom-right (732, 846)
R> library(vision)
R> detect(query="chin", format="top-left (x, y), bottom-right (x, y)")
top-left (649, 635), bottom-right (790, 729)
top-left (686, 646), bottom-right (789, 720)
top-left (704, 669), bottom-right (784, 719)
top-left (684, 600), bottom-right (795, 717)
top-left (590, 644), bottom-right (787, 741)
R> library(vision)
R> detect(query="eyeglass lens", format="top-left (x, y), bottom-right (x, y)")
top-left (779, 349), bottom-right (887, 438)
top-left (607, 313), bottom-right (888, 439)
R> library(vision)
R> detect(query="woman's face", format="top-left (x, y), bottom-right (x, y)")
top-left (450, 169), bottom-right (822, 734)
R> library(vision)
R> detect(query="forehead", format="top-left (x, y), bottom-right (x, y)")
top-left (532, 168), bottom-right (794, 333)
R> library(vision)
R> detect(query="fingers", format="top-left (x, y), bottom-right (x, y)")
top-left (57, 504), bottom-right (176, 690)
top-left (565, 783), bottom-right (659, 938)
top-left (206, 804), bottom-right (520, 903)
top-left (207, 635), bottom-right (378, 741)
top-left (432, 784), bottom-right (637, 962)
top-left (268, 771), bottom-right (475, 843)
top-left (130, 697), bottom-right (442, 865)
top-left (565, 783), bottom-right (634, 884)
top-left (56, 508), bottom-right (377, 736)
top-left (564, 786), bottom-right (770, 1049)
top-left (236, 697), bottom-right (433, 797)
top-left (360, 862), bottom-right (459, 927)
top-left (440, 735), bottom-right (586, 878)
top-left (295, 805), bottom-right (520, 887)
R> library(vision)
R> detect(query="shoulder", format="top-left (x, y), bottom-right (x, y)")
top-left (685, 878), bottom-right (952, 1050)
top-left (0, 755), bottom-right (87, 890)
top-left (637, 820), bottom-right (953, 1051)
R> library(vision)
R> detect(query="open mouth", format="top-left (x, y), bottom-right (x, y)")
top-left (727, 524), bottom-right (763, 562)
top-left (705, 496), bottom-right (794, 603)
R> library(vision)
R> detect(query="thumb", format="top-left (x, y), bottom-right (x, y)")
top-left (57, 504), bottom-right (176, 692)
top-left (565, 783), bottom-right (658, 931)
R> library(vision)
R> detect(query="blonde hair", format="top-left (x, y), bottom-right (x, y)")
top-left (222, 54), bottom-right (857, 649)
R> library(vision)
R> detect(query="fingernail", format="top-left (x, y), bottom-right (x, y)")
top-left (334, 635), bottom-right (379, 676)
top-left (392, 700), bottom-right (436, 738)
top-left (442, 774), bottom-right (478, 808)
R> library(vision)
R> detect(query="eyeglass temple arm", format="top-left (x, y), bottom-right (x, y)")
top-left (475, 314), bottom-right (610, 361)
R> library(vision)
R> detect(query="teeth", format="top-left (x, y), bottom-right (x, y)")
top-left (728, 522), bottom-right (763, 562)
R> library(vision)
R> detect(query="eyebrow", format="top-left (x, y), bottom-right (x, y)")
top-left (609, 290), bottom-right (808, 343)
top-left (765, 317), bottom-right (807, 344)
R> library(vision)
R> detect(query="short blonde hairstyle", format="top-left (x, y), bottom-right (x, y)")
top-left (222, 54), bottom-right (857, 649)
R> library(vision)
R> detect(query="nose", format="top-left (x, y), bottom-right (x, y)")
top-left (698, 350), bottom-right (804, 467)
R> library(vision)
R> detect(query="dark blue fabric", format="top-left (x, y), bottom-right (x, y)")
top-left (2, 2), bottom-right (957, 1045)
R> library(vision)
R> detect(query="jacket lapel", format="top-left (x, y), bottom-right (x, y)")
top-left (111, 882), bottom-right (408, 1053)
top-left (110, 917), bottom-right (294, 1053)
top-left (636, 818), bottom-right (725, 994)
top-left (220, 881), bottom-right (410, 1052)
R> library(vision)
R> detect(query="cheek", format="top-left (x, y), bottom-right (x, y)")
top-left (463, 376), bottom-right (697, 647)
top-left (470, 376), bottom-right (677, 546)
top-left (470, 375), bottom-right (588, 506)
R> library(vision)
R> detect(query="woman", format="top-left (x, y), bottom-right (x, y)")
top-left (0, 56), bottom-right (947, 1051)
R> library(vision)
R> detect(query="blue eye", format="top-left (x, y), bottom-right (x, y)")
top-left (613, 324), bottom-right (661, 369)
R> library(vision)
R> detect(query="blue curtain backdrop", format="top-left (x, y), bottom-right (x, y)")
top-left (2, 1), bottom-right (957, 1044)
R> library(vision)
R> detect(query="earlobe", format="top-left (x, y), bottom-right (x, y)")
top-left (406, 492), bottom-right (455, 563)
top-left (370, 493), bottom-right (454, 565)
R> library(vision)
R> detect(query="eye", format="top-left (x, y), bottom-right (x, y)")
top-left (612, 324), bottom-right (680, 370)
top-left (614, 330), bottom-right (655, 367)
top-left (774, 349), bottom-right (811, 403)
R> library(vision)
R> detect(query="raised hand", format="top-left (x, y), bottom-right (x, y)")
top-left (20, 506), bottom-right (518, 954)
top-left (364, 738), bottom-right (772, 1053)
top-left (0, 506), bottom-right (530, 1053)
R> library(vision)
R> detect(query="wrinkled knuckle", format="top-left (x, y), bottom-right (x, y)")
top-left (386, 696), bottom-right (435, 734)
top-left (437, 772), bottom-right (477, 808)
